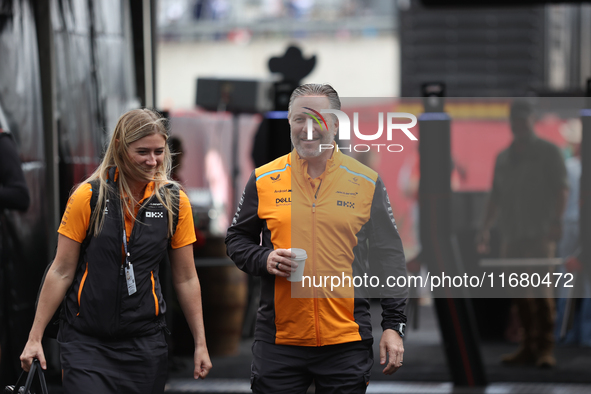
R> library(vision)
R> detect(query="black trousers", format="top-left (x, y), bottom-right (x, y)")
top-left (58, 323), bottom-right (168, 394)
top-left (251, 339), bottom-right (373, 394)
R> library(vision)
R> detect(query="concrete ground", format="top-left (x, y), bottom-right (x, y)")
top-left (45, 302), bottom-right (591, 393)
top-left (163, 301), bottom-right (591, 393)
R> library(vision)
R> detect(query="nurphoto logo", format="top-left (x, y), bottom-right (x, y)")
top-left (306, 109), bottom-right (418, 153)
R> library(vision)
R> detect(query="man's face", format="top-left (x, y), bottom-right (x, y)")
top-left (289, 96), bottom-right (337, 159)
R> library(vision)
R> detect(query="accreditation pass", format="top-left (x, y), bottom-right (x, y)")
top-left (125, 263), bottom-right (137, 295)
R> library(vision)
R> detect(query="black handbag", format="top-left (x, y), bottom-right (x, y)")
top-left (3, 359), bottom-right (49, 394)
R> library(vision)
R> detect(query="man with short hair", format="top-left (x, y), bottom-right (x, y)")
top-left (478, 100), bottom-right (568, 368)
top-left (226, 84), bottom-right (408, 393)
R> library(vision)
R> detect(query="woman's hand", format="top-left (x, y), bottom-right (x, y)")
top-left (20, 339), bottom-right (46, 372)
top-left (476, 228), bottom-right (491, 254)
top-left (194, 344), bottom-right (212, 379)
top-left (19, 235), bottom-right (80, 372)
top-left (170, 245), bottom-right (213, 380)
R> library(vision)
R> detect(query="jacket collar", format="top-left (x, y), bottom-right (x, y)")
top-left (290, 141), bottom-right (343, 179)
top-left (109, 167), bottom-right (156, 203)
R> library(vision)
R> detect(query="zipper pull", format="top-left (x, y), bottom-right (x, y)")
top-left (312, 203), bottom-right (316, 213)
top-left (158, 320), bottom-right (172, 335)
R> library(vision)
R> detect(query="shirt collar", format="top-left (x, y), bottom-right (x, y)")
top-left (510, 132), bottom-right (538, 147)
top-left (113, 167), bottom-right (156, 203)
top-left (291, 142), bottom-right (343, 178)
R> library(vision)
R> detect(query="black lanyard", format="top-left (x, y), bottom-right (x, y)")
top-left (122, 226), bottom-right (130, 268)
top-left (121, 204), bottom-right (131, 268)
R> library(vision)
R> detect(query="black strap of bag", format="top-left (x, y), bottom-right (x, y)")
top-left (3, 359), bottom-right (48, 394)
top-left (34, 180), bottom-right (100, 338)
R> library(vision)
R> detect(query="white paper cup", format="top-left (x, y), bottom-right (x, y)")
top-left (287, 248), bottom-right (307, 282)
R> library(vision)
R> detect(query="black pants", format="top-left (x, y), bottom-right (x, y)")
top-left (58, 323), bottom-right (168, 394)
top-left (251, 339), bottom-right (373, 394)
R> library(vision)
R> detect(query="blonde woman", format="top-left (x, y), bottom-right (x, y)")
top-left (20, 109), bottom-right (211, 393)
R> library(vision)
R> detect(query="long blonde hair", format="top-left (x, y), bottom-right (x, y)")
top-left (79, 108), bottom-right (179, 237)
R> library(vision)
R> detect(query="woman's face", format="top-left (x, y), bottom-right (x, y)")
top-left (125, 133), bottom-right (166, 183)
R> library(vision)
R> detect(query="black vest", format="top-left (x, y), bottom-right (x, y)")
top-left (63, 170), bottom-right (178, 338)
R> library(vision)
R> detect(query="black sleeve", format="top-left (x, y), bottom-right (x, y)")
top-left (367, 176), bottom-right (408, 330)
top-left (490, 153), bottom-right (503, 204)
top-left (0, 133), bottom-right (30, 211)
top-left (225, 170), bottom-right (273, 276)
top-left (546, 143), bottom-right (568, 191)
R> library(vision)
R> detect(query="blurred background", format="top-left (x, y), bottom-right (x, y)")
top-left (1, 0), bottom-right (591, 393)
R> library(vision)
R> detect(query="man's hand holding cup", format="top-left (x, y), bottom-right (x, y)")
top-left (267, 248), bottom-right (308, 281)
top-left (267, 249), bottom-right (296, 278)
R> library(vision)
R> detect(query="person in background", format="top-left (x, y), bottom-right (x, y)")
top-left (169, 135), bottom-right (185, 184)
top-left (555, 119), bottom-right (591, 347)
top-left (19, 109), bottom-right (211, 393)
top-left (477, 100), bottom-right (568, 368)
top-left (0, 126), bottom-right (30, 381)
top-left (0, 128), bottom-right (30, 211)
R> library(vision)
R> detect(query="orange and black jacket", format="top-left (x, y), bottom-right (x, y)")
top-left (226, 149), bottom-right (407, 347)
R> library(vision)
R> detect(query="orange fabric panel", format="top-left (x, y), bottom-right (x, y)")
top-left (316, 298), bottom-right (361, 346)
top-left (58, 183), bottom-right (92, 243)
top-left (76, 262), bottom-right (89, 316)
top-left (255, 156), bottom-right (292, 251)
top-left (124, 180), bottom-right (156, 242)
top-left (170, 190), bottom-right (196, 249)
top-left (151, 271), bottom-right (159, 316)
top-left (256, 150), bottom-right (379, 346)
